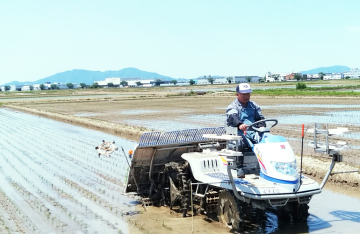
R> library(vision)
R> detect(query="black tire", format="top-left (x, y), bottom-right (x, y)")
top-left (217, 190), bottom-right (244, 231)
top-left (277, 202), bottom-right (309, 222)
top-left (292, 203), bottom-right (309, 221)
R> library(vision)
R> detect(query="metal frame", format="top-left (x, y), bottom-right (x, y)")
top-left (138, 127), bottom-right (225, 147)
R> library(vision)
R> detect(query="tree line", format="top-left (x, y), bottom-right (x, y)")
top-left (4, 73), bottom-right (353, 92)
top-left (270, 72), bottom-right (352, 82)
top-left (0, 83), bottom-right (88, 91)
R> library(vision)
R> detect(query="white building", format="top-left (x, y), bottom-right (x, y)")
top-left (9, 85), bottom-right (23, 91)
top-left (58, 83), bottom-right (69, 89)
top-left (323, 73), bottom-right (344, 80)
top-left (43, 82), bottom-right (52, 89)
top-left (214, 77), bottom-right (228, 84)
top-left (32, 84), bottom-right (44, 90)
top-left (323, 74), bottom-right (331, 80)
top-left (195, 76), bottom-right (251, 84)
top-left (44, 82), bottom-right (69, 89)
top-left (21, 85), bottom-right (32, 91)
top-left (94, 77), bottom-right (122, 86)
top-left (232, 76), bottom-right (260, 83)
top-left (127, 79), bottom-right (153, 87)
top-left (343, 68), bottom-right (360, 79)
top-left (94, 77), bottom-right (160, 87)
top-left (194, 76), bottom-right (221, 84)
top-left (196, 77), bottom-right (211, 84)
top-left (331, 73), bottom-right (343, 80)
top-left (306, 74), bottom-right (320, 79)
top-left (176, 81), bottom-right (190, 86)
top-left (265, 72), bottom-right (291, 82)
top-left (0, 85), bottom-right (23, 91)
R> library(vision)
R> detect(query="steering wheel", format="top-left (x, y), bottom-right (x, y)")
top-left (247, 119), bottom-right (278, 133)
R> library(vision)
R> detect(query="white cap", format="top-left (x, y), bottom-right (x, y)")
top-left (236, 83), bottom-right (252, 93)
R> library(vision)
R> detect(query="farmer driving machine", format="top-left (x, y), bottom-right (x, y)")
top-left (124, 119), bottom-right (350, 231)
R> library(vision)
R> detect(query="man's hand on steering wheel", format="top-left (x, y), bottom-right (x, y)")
top-left (239, 123), bottom-right (248, 131)
top-left (247, 119), bottom-right (278, 133)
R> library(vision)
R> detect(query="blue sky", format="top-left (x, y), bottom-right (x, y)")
top-left (1, 0), bottom-right (359, 84)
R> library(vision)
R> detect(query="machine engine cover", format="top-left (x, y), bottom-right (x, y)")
top-left (254, 136), bottom-right (299, 185)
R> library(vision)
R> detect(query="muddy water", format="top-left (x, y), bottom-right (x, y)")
top-left (0, 108), bottom-right (138, 233)
top-left (307, 189), bottom-right (360, 233)
top-left (125, 108), bottom-right (360, 142)
top-left (0, 94), bottom-right (132, 102)
top-left (120, 102), bottom-right (360, 130)
top-left (1, 108), bottom-right (360, 233)
top-left (170, 84), bottom-right (348, 93)
top-left (128, 187), bottom-right (360, 234)
top-left (247, 188), bottom-right (360, 234)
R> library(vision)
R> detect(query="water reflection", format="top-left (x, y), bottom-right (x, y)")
top-left (307, 214), bottom-right (331, 232)
top-left (120, 110), bottom-right (159, 114)
top-left (74, 112), bottom-right (103, 116)
top-left (240, 209), bottom-right (312, 234)
top-left (0, 94), bottom-right (129, 101)
top-left (126, 110), bottom-right (360, 141)
top-left (242, 189), bottom-right (360, 234)
top-left (277, 110), bottom-right (360, 126)
top-left (262, 104), bottom-right (360, 109)
top-left (238, 209), bottom-right (344, 234)
top-left (329, 210), bottom-right (360, 223)
top-left (125, 119), bottom-right (210, 131)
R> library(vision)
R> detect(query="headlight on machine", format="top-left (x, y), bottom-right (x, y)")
top-left (271, 161), bottom-right (297, 176)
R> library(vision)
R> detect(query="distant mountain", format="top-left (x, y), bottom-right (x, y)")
top-left (4, 80), bottom-right (34, 86)
top-left (3, 67), bottom-right (175, 86)
top-left (300, 65), bottom-right (351, 74)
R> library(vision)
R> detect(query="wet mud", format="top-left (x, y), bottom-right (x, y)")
top-left (0, 109), bottom-right (138, 233)
top-left (6, 94), bottom-right (360, 184)
top-left (128, 188), bottom-right (360, 234)
top-left (2, 91), bottom-right (360, 233)
top-left (1, 109), bottom-right (359, 233)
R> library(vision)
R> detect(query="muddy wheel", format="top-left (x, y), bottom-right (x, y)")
top-left (217, 190), bottom-right (244, 231)
top-left (166, 162), bottom-right (192, 217)
top-left (277, 202), bottom-right (309, 222)
top-left (292, 203), bottom-right (309, 221)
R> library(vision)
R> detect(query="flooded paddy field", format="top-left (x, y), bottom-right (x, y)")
top-left (1, 108), bottom-right (360, 233)
top-left (2, 89), bottom-right (360, 233)
top-left (0, 109), bottom-right (138, 233)
top-left (9, 94), bottom-right (360, 163)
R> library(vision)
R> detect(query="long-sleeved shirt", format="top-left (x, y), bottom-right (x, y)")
top-left (226, 99), bottom-right (265, 127)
